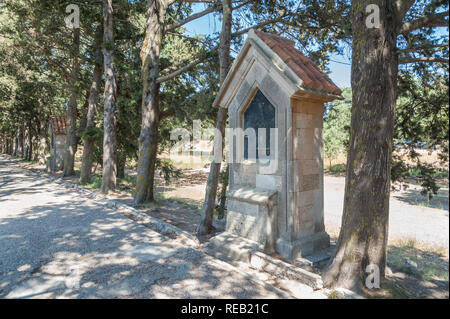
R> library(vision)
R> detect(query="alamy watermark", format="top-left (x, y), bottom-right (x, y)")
top-left (64, 264), bottom-right (82, 289)
top-left (365, 4), bottom-right (380, 28)
top-left (169, 120), bottom-right (279, 174)
top-left (65, 4), bottom-right (80, 29)
top-left (365, 264), bottom-right (380, 289)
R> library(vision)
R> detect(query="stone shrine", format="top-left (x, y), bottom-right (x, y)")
top-left (46, 115), bottom-right (67, 172)
top-left (210, 30), bottom-right (343, 261)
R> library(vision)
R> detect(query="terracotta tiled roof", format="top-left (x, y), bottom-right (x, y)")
top-left (50, 115), bottom-right (67, 135)
top-left (253, 30), bottom-right (342, 96)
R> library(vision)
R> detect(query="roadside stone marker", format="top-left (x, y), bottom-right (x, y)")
top-left (210, 29), bottom-right (343, 261)
top-left (47, 115), bottom-right (67, 172)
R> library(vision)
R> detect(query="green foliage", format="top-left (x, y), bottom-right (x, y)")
top-left (79, 126), bottom-right (103, 167)
top-left (102, 41), bottom-right (114, 51)
top-left (396, 72), bottom-right (449, 148)
top-left (156, 158), bottom-right (182, 183)
top-left (85, 175), bottom-right (102, 189)
top-left (391, 155), bottom-right (441, 199)
top-left (217, 166), bottom-right (229, 219)
top-left (417, 164), bottom-right (441, 199)
top-left (391, 155), bottom-right (409, 183)
top-left (391, 71), bottom-right (449, 198)
top-left (323, 88), bottom-right (351, 161)
top-left (79, 127), bottom-right (102, 141)
top-left (327, 164), bottom-right (346, 173)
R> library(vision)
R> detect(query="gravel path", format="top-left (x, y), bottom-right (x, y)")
top-left (324, 176), bottom-right (449, 248)
top-left (0, 157), bottom-right (292, 299)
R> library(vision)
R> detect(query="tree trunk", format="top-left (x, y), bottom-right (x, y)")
top-left (134, 0), bottom-right (168, 204)
top-left (17, 126), bottom-right (24, 158)
top-left (323, 0), bottom-right (400, 292)
top-left (32, 133), bottom-right (38, 161)
top-left (26, 122), bottom-right (32, 161)
top-left (13, 129), bottom-right (18, 156)
top-left (63, 27), bottom-right (81, 176)
top-left (217, 162), bottom-right (229, 219)
top-left (38, 102), bottom-right (47, 165)
top-left (101, 0), bottom-right (117, 193)
top-left (23, 126), bottom-right (29, 160)
top-left (6, 138), bottom-right (10, 154)
top-left (197, 0), bottom-right (232, 235)
top-left (0, 135), bottom-right (5, 153)
top-left (77, 89), bottom-right (90, 148)
top-left (117, 151), bottom-right (125, 179)
top-left (80, 25), bottom-right (103, 184)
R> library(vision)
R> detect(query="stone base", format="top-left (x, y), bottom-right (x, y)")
top-left (205, 232), bottom-right (264, 263)
top-left (295, 248), bottom-right (332, 268)
top-left (226, 187), bottom-right (278, 253)
top-left (276, 232), bottom-right (330, 261)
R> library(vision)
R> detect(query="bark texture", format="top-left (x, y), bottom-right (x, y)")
top-left (77, 90), bottom-right (90, 148)
top-left (16, 126), bottom-right (23, 157)
top-left (117, 151), bottom-right (126, 178)
top-left (38, 102), bottom-right (47, 165)
top-left (217, 164), bottom-right (229, 219)
top-left (134, 0), bottom-right (168, 204)
top-left (80, 25), bottom-right (103, 184)
top-left (101, 0), bottom-right (117, 193)
top-left (63, 27), bottom-right (81, 176)
top-left (25, 122), bottom-right (32, 161)
top-left (12, 128), bottom-right (18, 156)
top-left (197, 0), bottom-right (232, 235)
top-left (323, 0), bottom-right (405, 292)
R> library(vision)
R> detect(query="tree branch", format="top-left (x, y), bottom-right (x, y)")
top-left (168, 0), bottom-right (217, 5)
top-left (158, 14), bottom-right (291, 83)
top-left (395, 0), bottom-right (416, 23)
top-left (160, 97), bottom-right (188, 119)
top-left (232, 0), bottom-right (253, 11)
top-left (231, 16), bottom-right (286, 37)
top-left (159, 51), bottom-right (204, 75)
top-left (165, 4), bottom-right (221, 33)
top-left (397, 42), bottom-right (449, 54)
top-left (400, 10), bottom-right (449, 34)
top-left (399, 57), bottom-right (449, 64)
top-left (160, 91), bottom-right (206, 119)
top-left (156, 52), bottom-right (215, 83)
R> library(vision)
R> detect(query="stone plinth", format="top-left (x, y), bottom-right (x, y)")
top-left (47, 116), bottom-right (67, 172)
top-left (211, 29), bottom-right (342, 261)
top-left (226, 186), bottom-right (278, 253)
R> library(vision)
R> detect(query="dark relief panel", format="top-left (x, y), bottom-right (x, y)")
top-left (244, 90), bottom-right (275, 159)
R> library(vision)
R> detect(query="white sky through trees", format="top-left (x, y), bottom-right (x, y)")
top-left (184, 4), bottom-right (449, 90)
top-left (183, 4), bottom-right (352, 88)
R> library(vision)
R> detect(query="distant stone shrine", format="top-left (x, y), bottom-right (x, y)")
top-left (210, 30), bottom-right (343, 261)
top-left (47, 115), bottom-right (67, 172)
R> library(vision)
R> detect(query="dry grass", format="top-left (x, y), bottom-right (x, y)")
top-left (391, 237), bottom-right (449, 260)
top-left (325, 148), bottom-right (448, 171)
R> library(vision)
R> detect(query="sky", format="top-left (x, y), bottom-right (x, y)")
top-left (183, 9), bottom-right (352, 89)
